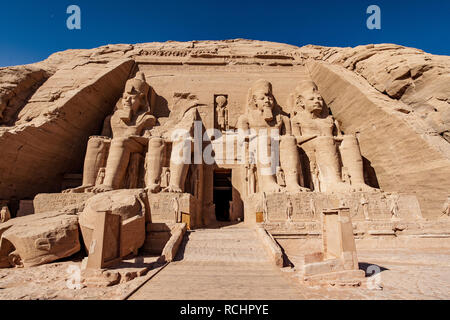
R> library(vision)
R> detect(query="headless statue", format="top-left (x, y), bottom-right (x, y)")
top-left (237, 79), bottom-right (308, 193)
top-left (145, 92), bottom-right (200, 193)
top-left (290, 80), bottom-right (376, 193)
top-left (65, 72), bottom-right (156, 193)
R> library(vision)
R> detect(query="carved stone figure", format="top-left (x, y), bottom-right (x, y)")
top-left (147, 92), bottom-right (199, 194)
top-left (290, 80), bottom-right (376, 193)
top-left (0, 205), bottom-right (11, 223)
top-left (310, 161), bottom-right (321, 192)
top-left (286, 197), bottom-right (293, 222)
top-left (276, 166), bottom-right (286, 187)
top-left (172, 197), bottom-right (181, 223)
top-left (310, 197), bottom-right (316, 216)
top-left (65, 72), bottom-right (156, 194)
top-left (262, 192), bottom-right (268, 222)
top-left (95, 167), bottom-right (106, 186)
top-left (215, 95), bottom-right (229, 131)
top-left (389, 194), bottom-right (400, 220)
top-left (237, 80), bottom-right (307, 193)
top-left (360, 194), bottom-right (370, 221)
top-left (245, 153), bottom-right (257, 195)
top-left (160, 167), bottom-right (170, 188)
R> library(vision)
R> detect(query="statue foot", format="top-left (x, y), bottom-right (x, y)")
top-left (351, 183), bottom-right (380, 193)
top-left (146, 183), bottom-right (161, 194)
top-left (162, 185), bottom-right (183, 193)
top-left (62, 184), bottom-right (93, 194)
top-left (326, 182), bottom-right (354, 193)
top-left (262, 183), bottom-right (282, 193)
top-left (286, 184), bottom-right (310, 193)
top-left (90, 184), bottom-right (114, 194)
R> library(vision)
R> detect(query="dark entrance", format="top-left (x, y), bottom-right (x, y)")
top-left (213, 169), bottom-right (232, 221)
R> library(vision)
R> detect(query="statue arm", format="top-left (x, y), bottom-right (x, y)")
top-left (136, 113), bottom-right (157, 135)
top-left (100, 115), bottom-right (113, 137)
top-left (282, 115), bottom-right (292, 135)
top-left (334, 118), bottom-right (343, 137)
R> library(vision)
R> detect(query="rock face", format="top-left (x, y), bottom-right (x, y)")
top-left (0, 40), bottom-right (449, 218)
top-left (0, 58), bottom-right (134, 200)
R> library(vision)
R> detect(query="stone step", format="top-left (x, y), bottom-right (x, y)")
top-left (181, 238), bottom-right (263, 248)
top-left (177, 226), bottom-right (270, 264)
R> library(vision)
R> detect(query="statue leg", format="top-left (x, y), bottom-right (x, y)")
top-left (315, 136), bottom-right (349, 193)
top-left (280, 135), bottom-right (309, 192)
top-left (92, 137), bottom-right (142, 193)
top-left (164, 139), bottom-right (190, 193)
top-left (63, 136), bottom-right (110, 193)
top-left (340, 135), bottom-right (376, 192)
top-left (257, 134), bottom-right (281, 193)
top-left (145, 137), bottom-right (166, 193)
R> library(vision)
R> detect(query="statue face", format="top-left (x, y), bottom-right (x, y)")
top-left (122, 87), bottom-right (143, 114)
top-left (216, 96), bottom-right (227, 108)
top-left (302, 88), bottom-right (324, 116)
top-left (253, 89), bottom-right (274, 121)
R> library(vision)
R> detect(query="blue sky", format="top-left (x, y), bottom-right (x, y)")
top-left (1, 0), bottom-right (449, 67)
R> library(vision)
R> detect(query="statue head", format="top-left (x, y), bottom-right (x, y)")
top-left (121, 72), bottom-right (150, 117)
top-left (247, 80), bottom-right (275, 121)
top-left (216, 95), bottom-right (227, 108)
top-left (293, 81), bottom-right (325, 117)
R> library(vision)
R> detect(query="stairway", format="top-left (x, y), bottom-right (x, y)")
top-left (176, 225), bottom-right (270, 263)
top-left (129, 224), bottom-right (303, 300)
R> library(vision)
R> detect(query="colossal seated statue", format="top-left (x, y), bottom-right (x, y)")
top-left (145, 92), bottom-right (200, 194)
top-left (290, 80), bottom-right (376, 193)
top-left (64, 72), bottom-right (156, 194)
top-left (237, 80), bottom-right (308, 193)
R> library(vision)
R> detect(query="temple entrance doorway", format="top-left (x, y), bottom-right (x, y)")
top-left (213, 169), bottom-right (232, 221)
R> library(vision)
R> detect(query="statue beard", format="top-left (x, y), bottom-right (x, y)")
top-left (263, 106), bottom-right (273, 122)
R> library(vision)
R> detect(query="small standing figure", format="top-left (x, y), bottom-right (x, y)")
top-left (441, 196), bottom-right (450, 218)
top-left (160, 167), bottom-right (170, 188)
top-left (95, 167), bottom-right (106, 186)
top-left (310, 161), bottom-right (321, 192)
top-left (276, 166), bottom-right (286, 187)
top-left (171, 197), bottom-right (180, 223)
top-left (360, 194), bottom-right (370, 221)
top-left (286, 197), bottom-right (293, 222)
top-left (262, 192), bottom-right (269, 222)
top-left (229, 201), bottom-right (233, 220)
top-left (215, 95), bottom-right (229, 132)
top-left (389, 194), bottom-right (400, 220)
top-left (309, 197), bottom-right (316, 216)
top-left (246, 154), bottom-right (257, 195)
top-left (0, 205), bottom-right (11, 223)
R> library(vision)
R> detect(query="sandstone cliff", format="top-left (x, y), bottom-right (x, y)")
top-left (0, 40), bottom-right (448, 217)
